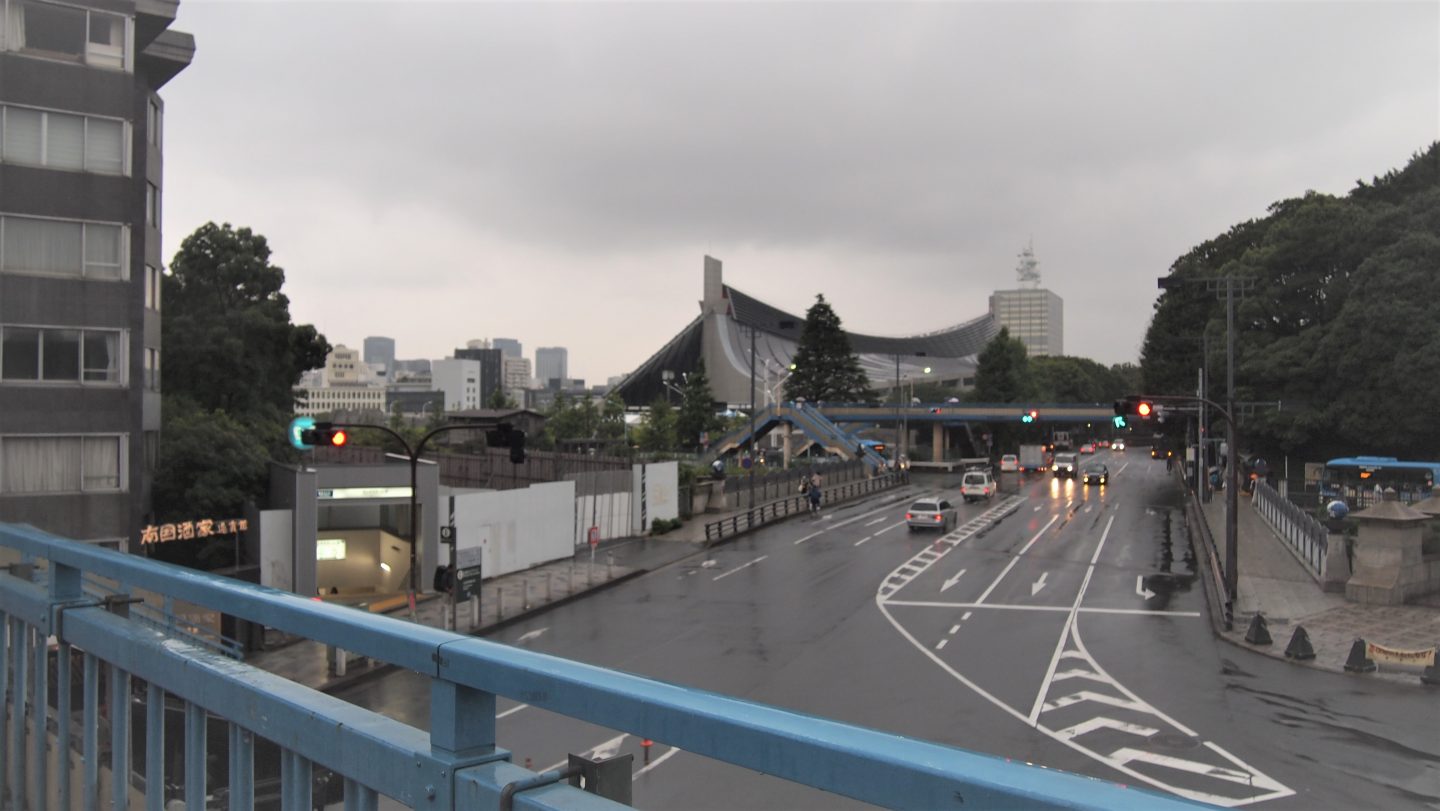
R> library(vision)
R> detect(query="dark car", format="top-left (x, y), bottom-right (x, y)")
top-left (1081, 461), bottom-right (1109, 486)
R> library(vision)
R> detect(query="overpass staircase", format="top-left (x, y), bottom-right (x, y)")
top-left (703, 403), bottom-right (888, 468)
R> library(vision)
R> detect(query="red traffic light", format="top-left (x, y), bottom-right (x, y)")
top-left (1136, 401), bottom-right (1153, 418)
top-left (329, 429), bottom-right (348, 447)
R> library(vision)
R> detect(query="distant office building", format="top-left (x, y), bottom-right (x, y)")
top-left (431, 359), bottom-right (482, 411)
top-left (502, 356), bottom-right (531, 404)
top-left (294, 345), bottom-right (386, 416)
top-left (454, 346), bottom-right (503, 405)
top-left (989, 244), bottom-right (1063, 357)
top-left (0, 1), bottom-right (194, 549)
top-left (391, 359), bottom-right (432, 379)
top-left (384, 388), bottom-right (443, 417)
top-left (492, 338), bottom-right (522, 359)
top-left (536, 347), bottom-right (568, 388)
top-left (363, 336), bottom-right (395, 374)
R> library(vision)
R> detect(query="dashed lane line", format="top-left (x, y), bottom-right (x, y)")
top-left (713, 555), bottom-right (768, 581)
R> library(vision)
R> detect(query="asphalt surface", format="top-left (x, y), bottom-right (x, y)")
top-left (328, 454), bottom-right (1437, 810)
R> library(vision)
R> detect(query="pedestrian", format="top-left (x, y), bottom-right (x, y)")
top-left (807, 480), bottom-right (822, 514)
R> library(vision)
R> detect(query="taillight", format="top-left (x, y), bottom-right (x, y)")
top-left (933, 514), bottom-right (943, 522)
top-left (905, 513), bottom-right (914, 520)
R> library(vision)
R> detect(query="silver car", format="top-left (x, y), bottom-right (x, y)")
top-left (906, 498), bottom-right (956, 532)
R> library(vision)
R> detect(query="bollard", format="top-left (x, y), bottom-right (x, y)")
top-left (642, 739), bottom-right (653, 765)
top-left (547, 573), bottom-right (553, 603)
top-left (523, 580), bottom-right (530, 611)
top-left (608, 552), bottom-right (614, 580)
top-left (1244, 613), bottom-right (1272, 646)
top-left (1343, 638), bottom-right (1376, 673)
top-left (496, 587), bottom-right (504, 621)
top-left (1284, 626), bottom-right (1316, 660)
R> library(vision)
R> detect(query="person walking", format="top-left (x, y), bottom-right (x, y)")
top-left (807, 479), bottom-right (822, 515)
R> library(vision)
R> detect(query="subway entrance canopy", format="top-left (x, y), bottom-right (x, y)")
top-left (615, 256), bottom-right (1000, 407)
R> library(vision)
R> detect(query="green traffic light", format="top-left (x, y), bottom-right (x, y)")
top-left (1113, 415), bottom-right (1127, 428)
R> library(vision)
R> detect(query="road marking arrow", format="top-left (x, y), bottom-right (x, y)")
top-left (516, 628), bottom-right (549, 644)
top-left (1031, 572), bottom-right (1049, 597)
top-left (1136, 575), bottom-right (1155, 600)
top-left (941, 569), bottom-right (968, 592)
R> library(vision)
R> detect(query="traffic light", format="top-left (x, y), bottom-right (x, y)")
top-left (1114, 396), bottom-right (1155, 420)
top-left (1021, 409), bottom-right (1038, 424)
top-left (290, 417), bottom-right (349, 450)
top-left (487, 423), bottom-right (527, 464)
top-left (1113, 415), bottom-right (1128, 429)
top-left (303, 422), bottom-right (348, 448)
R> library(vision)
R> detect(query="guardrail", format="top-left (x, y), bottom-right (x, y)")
top-left (703, 471), bottom-right (908, 543)
top-left (0, 521), bottom-right (1208, 810)
top-left (1252, 479), bottom-right (1329, 576)
top-left (1185, 485), bottom-right (1233, 631)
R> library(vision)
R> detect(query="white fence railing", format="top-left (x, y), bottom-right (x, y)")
top-left (1252, 480), bottom-right (1329, 576)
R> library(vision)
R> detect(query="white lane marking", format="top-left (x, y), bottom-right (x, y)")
top-left (961, 611), bottom-right (972, 620)
top-left (1084, 505), bottom-right (1093, 513)
top-left (865, 517), bottom-right (887, 527)
top-left (794, 495), bottom-right (922, 545)
top-left (633, 745), bottom-right (681, 778)
top-left (1030, 571), bottom-right (1049, 597)
top-left (881, 601), bottom-right (1199, 617)
top-left (1043, 690), bottom-right (1150, 714)
top-left (545, 733), bottom-right (628, 773)
top-left (1136, 575), bottom-right (1156, 599)
top-left (853, 535), bottom-right (872, 547)
top-left (940, 568), bottom-right (967, 592)
top-left (1119, 462), bottom-right (1130, 475)
top-left (935, 638), bottom-right (948, 650)
top-left (1109, 748), bottom-right (1257, 786)
top-left (949, 624), bottom-right (961, 635)
top-left (874, 521), bottom-right (902, 535)
top-left (1055, 717), bottom-right (1159, 741)
top-left (496, 703), bottom-right (529, 719)
top-left (516, 628), bottom-right (548, 644)
top-left (1029, 515), bottom-right (1114, 724)
top-left (1051, 669), bottom-right (1109, 684)
top-left (713, 555), bottom-right (768, 581)
top-left (972, 515), bottom-right (1058, 605)
top-left (794, 531), bottom-right (825, 545)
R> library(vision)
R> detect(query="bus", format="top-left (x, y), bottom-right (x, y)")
top-left (1321, 457), bottom-right (1440, 507)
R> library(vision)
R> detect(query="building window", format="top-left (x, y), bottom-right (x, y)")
top-left (144, 265), bottom-right (162, 310)
top-left (145, 182), bottom-right (159, 227)
top-left (0, 215), bottom-right (126, 280)
top-left (146, 98), bottom-right (161, 147)
top-left (1, 326), bottom-right (122, 384)
top-left (143, 430), bottom-right (158, 474)
top-left (0, 434), bottom-right (123, 494)
top-left (143, 346), bottom-right (158, 390)
top-left (6, 0), bottom-right (128, 70)
top-left (0, 105), bottom-right (125, 175)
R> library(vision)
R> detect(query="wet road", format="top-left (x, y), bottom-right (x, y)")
top-left (334, 452), bottom-right (1438, 809)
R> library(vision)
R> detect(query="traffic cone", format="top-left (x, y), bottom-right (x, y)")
top-left (1244, 613), bottom-right (1271, 646)
top-left (1284, 626), bottom-right (1315, 661)
top-left (1343, 638), bottom-right (1376, 673)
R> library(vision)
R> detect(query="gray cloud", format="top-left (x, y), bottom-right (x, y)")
top-left (162, 1), bottom-right (1439, 384)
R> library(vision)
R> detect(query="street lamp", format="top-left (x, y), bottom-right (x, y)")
top-left (1157, 274), bottom-right (1253, 627)
top-left (901, 365), bottom-right (931, 460)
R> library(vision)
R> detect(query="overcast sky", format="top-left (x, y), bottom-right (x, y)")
top-left (160, 1), bottom-right (1439, 385)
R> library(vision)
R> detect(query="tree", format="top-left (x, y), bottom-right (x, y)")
top-left (597, 391), bottom-right (628, 441)
top-left (488, 386), bottom-right (518, 409)
top-left (635, 397), bottom-right (678, 453)
top-left (154, 223), bottom-right (330, 526)
top-left (675, 361), bottom-right (722, 452)
top-left (970, 328), bottom-right (1033, 403)
top-left (784, 294), bottom-right (872, 403)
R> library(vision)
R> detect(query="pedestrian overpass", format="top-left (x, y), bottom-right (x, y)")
top-left (705, 402), bottom-right (1119, 468)
top-left (0, 522), bottom-right (1206, 810)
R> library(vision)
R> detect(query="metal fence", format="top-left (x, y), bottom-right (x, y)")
top-left (703, 471), bottom-right (908, 543)
top-left (1252, 479), bottom-right (1329, 576)
top-left (0, 522), bottom-right (1207, 811)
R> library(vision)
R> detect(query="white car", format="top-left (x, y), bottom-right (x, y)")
top-left (906, 498), bottom-right (956, 532)
top-left (999, 454), bottom-right (1019, 473)
top-left (961, 471), bottom-right (996, 502)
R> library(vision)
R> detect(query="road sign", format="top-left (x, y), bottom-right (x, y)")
top-left (440, 525), bottom-right (456, 545)
top-left (740, 454), bottom-right (753, 470)
top-left (588, 526), bottom-right (600, 547)
top-left (454, 565), bottom-right (482, 601)
top-left (457, 545), bottom-right (483, 569)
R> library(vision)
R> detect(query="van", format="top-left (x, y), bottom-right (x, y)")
top-left (1053, 452), bottom-right (1079, 478)
top-left (961, 470), bottom-right (995, 502)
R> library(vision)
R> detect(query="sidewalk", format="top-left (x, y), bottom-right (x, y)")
top-left (1198, 488), bottom-right (1440, 685)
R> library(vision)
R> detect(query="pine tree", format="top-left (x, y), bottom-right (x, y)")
top-left (783, 294), bottom-right (873, 403)
top-left (676, 361), bottom-right (721, 451)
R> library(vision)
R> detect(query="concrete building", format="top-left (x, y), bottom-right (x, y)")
top-left (0, 0), bottom-right (193, 549)
top-left (502, 356), bottom-right (531, 404)
top-left (454, 345), bottom-right (502, 406)
top-left (432, 358), bottom-right (481, 411)
top-left (536, 346), bottom-right (568, 388)
top-left (362, 335), bottom-right (395, 376)
top-left (294, 345), bottom-right (387, 417)
top-left (492, 337), bottom-right (521, 359)
top-left (988, 244), bottom-right (1063, 357)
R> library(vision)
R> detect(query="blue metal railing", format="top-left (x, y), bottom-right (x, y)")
top-left (0, 522), bottom-right (1210, 810)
